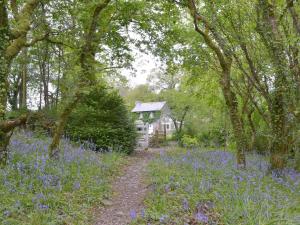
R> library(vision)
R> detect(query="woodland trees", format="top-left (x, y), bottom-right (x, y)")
top-left (0, 0), bottom-right (138, 165)
top-left (0, 0), bottom-right (298, 170)
top-left (133, 0), bottom-right (299, 169)
top-left (0, 0), bottom-right (44, 165)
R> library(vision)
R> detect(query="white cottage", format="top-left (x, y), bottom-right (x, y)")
top-left (131, 101), bottom-right (177, 148)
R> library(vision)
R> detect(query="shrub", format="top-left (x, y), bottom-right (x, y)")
top-left (181, 134), bottom-right (199, 148)
top-left (197, 128), bottom-right (226, 148)
top-left (252, 133), bottom-right (271, 155)
top-left (66, 85), bottom-right (137, 154)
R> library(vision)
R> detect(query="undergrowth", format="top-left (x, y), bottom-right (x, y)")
top-left (0, 131), bottom-right (126, 225)
top-left (131, 148), bottom-right (300, 225)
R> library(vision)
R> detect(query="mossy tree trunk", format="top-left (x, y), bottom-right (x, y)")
top-left (48, 0), bottom-right (112, 158)
top-left (220, 67), bottom-right (247, 168)
top-left (19, 49), bottom-right (28, 109)
top-left (49, 96), bottom-right (80, 158)
top-left (0, 115), bottom-right (27, 166)
top-left (0, 0), bottom-right (41, 165)
top-left (0, 0), bottom-right (9, 119)
top-left (257, 0), bottom-right (290, 169)
top-left (187, 0), bottom-right (247, 168)
top-left (0, 1), bottom-right (11, 166)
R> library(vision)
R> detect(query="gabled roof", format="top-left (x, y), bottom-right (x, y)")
top-left (131, 101), bottom-right (166, 112)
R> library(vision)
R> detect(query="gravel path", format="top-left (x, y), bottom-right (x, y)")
top-left (94, 149), bottom-right (157, 225)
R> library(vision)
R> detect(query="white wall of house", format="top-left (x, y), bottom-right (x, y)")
top-left (133, 102), bottom-right (179, 148)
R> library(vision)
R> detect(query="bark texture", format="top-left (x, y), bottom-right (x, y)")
top-left (187, 0), bottom-right (247, 168)
top-left (48, 0), bottom-right (112, 157)
top-left (0, 115), bottom-right (27, 166)
top-left (257, 0), bottom-right (290, 169)
top-left (0, 0), bottom-right (41, 165)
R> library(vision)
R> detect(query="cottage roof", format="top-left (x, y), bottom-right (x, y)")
top-left (131, 101), bottom-right (166, 112)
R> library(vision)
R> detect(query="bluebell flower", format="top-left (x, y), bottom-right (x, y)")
top-left (73, 181), bottom-right (81, 190)
top-left (141, 208), bottom-right (145, 218)
top-left (3, 210), bottom-right (11, 217)
top-left (38, 204), bottom-right (49, 210)
top-left (159, 215), bottom-right (167, 223)
top-left (182, 198), bottom-right (189, 211)
top-left (195, 212), bottom-right (208, 223)
top-left (130, 209), bottom-right (137, 219)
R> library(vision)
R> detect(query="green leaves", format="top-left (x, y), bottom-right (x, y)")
top-left (66, 85), bottom-right (137, 154)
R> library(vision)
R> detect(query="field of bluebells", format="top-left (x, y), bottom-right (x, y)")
top-left (0, 131), bottom-right (126, 225)
top-left (131, 148), bottom-right (300, 225)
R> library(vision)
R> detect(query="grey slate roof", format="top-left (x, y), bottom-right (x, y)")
top-left (131, 101), bottom-right (166, 112)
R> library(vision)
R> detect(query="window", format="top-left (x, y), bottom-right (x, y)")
top-left (139, 113), bottom-right (143, 119)
top-left (166, 124), bottom-right (170, 130)
top-left (137, 127), bottom-right (142, 131)
top-left (150, 112), bottom-right (154, 118)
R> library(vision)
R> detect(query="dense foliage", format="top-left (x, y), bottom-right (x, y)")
top-left (65, 86), bottom-right (136, 154)
top-left (0, 0), bottom-right (299, 169)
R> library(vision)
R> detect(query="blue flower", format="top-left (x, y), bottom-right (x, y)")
top-left (159, 215), bottom-right (167, 223)
top-left (141, 208), bottom-right (145, 218)
top-left (130, 209), bottom-right (137, 219)
top-left (73, 181), bottom-right (81, 190)
top-left (3, 210), bottom-right (11, 217)
top-left (38, 204), bottom-right (49, 210)
top-left (195, 212), bottom-right (208, 223)
top-left (183, 198), bottom-right (189, 211)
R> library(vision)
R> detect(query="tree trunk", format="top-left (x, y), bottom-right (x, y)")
top-left (39, 47), bottom-right (49, 109)
top-left (187, 0), bottom-right (247, 168)
top-left (48, 0), bottom-right (112, 158)
top-left (0, 0), bottom-right (41, 165)
top-left (49, 96), bottom-right (80, 158)
top-left (0, 115), bottom-right (27, 166)
top-left (55, 47), bottom-right (62, 107)
top-left (257, 0), bottom-right (290, 169)
top-left (0, 132), bottom-right (11, 167)
top-left (0, 1), bottom-right (9, 118)
top-left (19, 49), bottom-right (28, 109)
top-left (0, 2), bottom-right (10, 164)
top-left (9, 76), bottom-right (20, 111)
top-left (220, 68), bottom-right (247, 168)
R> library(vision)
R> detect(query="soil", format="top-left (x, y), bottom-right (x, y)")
top-left (93, 149), bottom-right (159, 225)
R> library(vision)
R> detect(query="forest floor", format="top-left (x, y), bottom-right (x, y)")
top-left (93, 148), bottom-right (161, 225)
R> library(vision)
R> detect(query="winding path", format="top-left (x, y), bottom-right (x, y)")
top-left (94, 150), bottom-right (156, 225)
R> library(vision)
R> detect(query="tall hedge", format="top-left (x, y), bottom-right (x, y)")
top-left (65, 86), bottom-right (136, 154)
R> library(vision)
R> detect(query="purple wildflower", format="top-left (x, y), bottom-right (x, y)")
top-left (3, 210), bottom-right (11, 217)
top-left (159, 215), bottom-right (167, 223)
top-left (193, 160), bottom-right (200, 171)
top-left (164, 184), bottom-right (171, 192)
top-left (130, 209), bottom-right (137, 219)
top-left (73, 181), bottom-right (81, 190)
top-left (183, 198), bottom-right (189, 211)
top-left (195, 212), bottom-right (208, 223)
top-left (15, 200), bottom-right (21, 209)
top-left (38, 204), bottom-right (49, 210)
top-left (141, 208), bottom-right (145, 218)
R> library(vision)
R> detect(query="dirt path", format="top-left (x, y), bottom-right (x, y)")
top-left (94, 149), bottom-right (157, 225)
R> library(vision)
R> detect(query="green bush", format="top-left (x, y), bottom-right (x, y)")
top-left (66, 85), bottom-right (137, 154)
top-left (197, 127), bottom-right (226, 148)
top-left (252, 133), bottom-right (271, 154)
top-left (181, 134), bottom-right (199, 148)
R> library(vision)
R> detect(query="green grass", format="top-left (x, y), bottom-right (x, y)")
top-left (0, 132), bottom-right (127, 225)
top-left (131, 148), bottom-right (300, 225)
